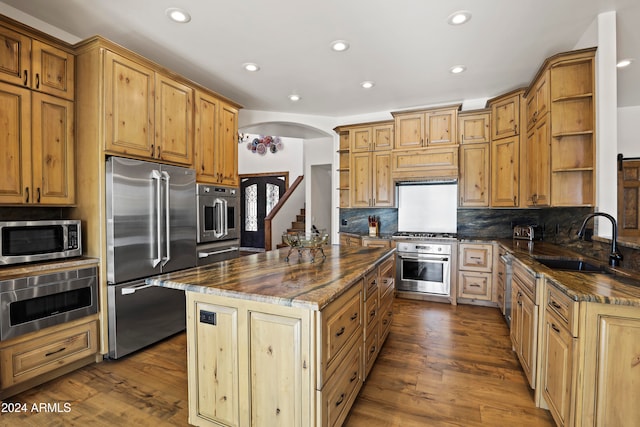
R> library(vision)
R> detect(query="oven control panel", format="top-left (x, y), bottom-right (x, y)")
top-left (396, 242), bottom-right (452, 255)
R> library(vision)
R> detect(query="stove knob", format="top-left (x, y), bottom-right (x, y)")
top-left (438, 247), bottom-right (442, 252)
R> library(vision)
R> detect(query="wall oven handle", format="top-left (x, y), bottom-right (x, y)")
top-left (151, 170), bottom-right (162, 268)
top-left (399, 255), bottom-right (449, 262)
top-left (161, 171), bottom-right (171, 267)
top-left (198, 247), bottom-right (239, 258)
top-left (121, 283), bottom-right (155, 295)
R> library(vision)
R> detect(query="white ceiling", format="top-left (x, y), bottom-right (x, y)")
top-left (1, 0), bottom-right (639, 119)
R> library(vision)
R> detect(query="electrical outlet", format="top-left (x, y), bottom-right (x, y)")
top-left (341, 219), bottom-right (347, 226)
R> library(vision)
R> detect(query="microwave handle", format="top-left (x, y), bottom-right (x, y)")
top-left (161, 171), bottom-right (171, 267)
top-left (151, 170), bottom-right (162, 268)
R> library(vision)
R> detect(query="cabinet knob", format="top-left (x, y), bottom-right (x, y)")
top-left (23, 70), bottom-right (28, 86)
top-left (37, 187), bottom-right (41, 203)
top-left (25, 186), bottom-right (30, 203)
top-left (35, 73), bottom-right (40, 89)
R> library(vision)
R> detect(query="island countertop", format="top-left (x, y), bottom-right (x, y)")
top-left (147, 245), bottom-right (395, 311)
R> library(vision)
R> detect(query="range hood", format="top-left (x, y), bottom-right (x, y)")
top-left (396, 180), bottom-right (458, 233)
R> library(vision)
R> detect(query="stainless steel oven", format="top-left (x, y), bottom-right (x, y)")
top-left (396, 241), bottom-right (452, 296)
top-left (197, 184), bottom-right (239, 243)
top-left (0, 266), bottom-right (98, 340)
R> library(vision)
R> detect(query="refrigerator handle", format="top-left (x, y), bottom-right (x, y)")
top-left (152, 170), bottom-right (163, 268)
top-left (162, 171), bottom-right (171, 267)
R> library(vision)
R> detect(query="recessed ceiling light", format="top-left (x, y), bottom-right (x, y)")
top-left (361, 81), bottom-right (375, 89)
top-left (447, 10), bottom-right (472, 25)
top-left (243, 63), bottom-right (260, 72)
top-left (288, 94), bottom-right (301, 102)
top-left (330, 40), bottom-right (350, 52)
top-left (166, 7), bottom-right (191, 23)
top-left (449, 65), bottom-right (467, 74)
top-left (617, 58), bottom-right (633, 68)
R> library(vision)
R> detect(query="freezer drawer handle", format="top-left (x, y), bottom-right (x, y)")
top-left (198, 247), bottom-right (239, 258)
top-left (121, 283), bottom-right (155, 295)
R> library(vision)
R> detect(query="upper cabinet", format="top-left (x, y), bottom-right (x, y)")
top-left (216, 102), bottom-right (239, 187)
top-left (458, 110), bottom-right (491, 207)
top-left (0, 25), bottom-right (74, 101)
top-left (491, 94), bottom-right (520, 140)
top-left (392, 105), bottom-right (459, 149)
top-left (524, 71), bottom-right (551, 207)
top-left (0, 19), bottom-right (76, 206)
top-left (350, 122), bottom-right (393, 153)
top-left (103, 50), bottom-right (193, 166)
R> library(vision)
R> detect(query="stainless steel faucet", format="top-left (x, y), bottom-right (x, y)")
top-left (577, 212), bottom-right (623, 267)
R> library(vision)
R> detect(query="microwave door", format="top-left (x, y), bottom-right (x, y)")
top-left (159, 164), bottom-right (196, 274)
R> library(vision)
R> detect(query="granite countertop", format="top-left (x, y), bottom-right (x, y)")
top-left (0, 257), bottom-right (100, 280)
top-left (497, 239), bottom-right (640, 307)
top-left (148, 246), bottom-right (395, 311)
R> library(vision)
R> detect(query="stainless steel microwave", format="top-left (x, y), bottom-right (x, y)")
top-left (0, 220), bottom-right (82, 266)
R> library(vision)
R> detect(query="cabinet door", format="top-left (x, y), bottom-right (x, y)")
top-left (458, 271), bottom-right (492, 300)
top-left (372, 123), bottom-right (393, 150)
top-left (372, 151), bottom-right (393, 207)
top-left (249, 311), bottom-right (305, 426)
top-left (520, 291), bottom-right (538, 389)
top-left (510, 283), bottom-right (522, 353)
top-left (459, 143), bottom-right (489, 207)
top-left (491, 136), bottom-right (520, 207)
top-left (458, 112), bottom-right (490, 144)
top-left (217, 102), bottom-right (239, 187)
top-left (351, 152), bottom-right (372, 207)
top-left (492, 94), bottom-right (520, 140)
top-left (426, 109), bottom-right (457, 146)
top-left (104, 50), bottom-right (155, 159)
top-left (525, 115), bottom-right (550, 207)
top-left (155, 72), bottom-right (193, 165)
top-left (31, 40), bottom-right (74, 101)
top-left (350, 126), bottom-right (371, 152)
top-left (0, 84), bottom-right (31, 204)
top-left (190, 302), bottom-right (240, 427)
top-left (0, 25), bottom-right (30, 87)
top-left (394, 113), bottom-right (424, 149)
top-left (541, 311), bottom-right (573, 427)
top-left (31, 92), bottom-right (75, 205)
top-left (194, 90), bottom-right (219, 183)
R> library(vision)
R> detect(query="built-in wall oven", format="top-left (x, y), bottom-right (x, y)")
top-left (396, 240), bottom-right (452, 296)
top-left (196, 184), bottom-right (240, 265)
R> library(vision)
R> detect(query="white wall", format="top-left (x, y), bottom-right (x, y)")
top-left (238, 135), bottom-right (304, 179)
top-left (619, 106), bottom-right (640, 156)
top-left (304, 138), bottom-right (333, 238)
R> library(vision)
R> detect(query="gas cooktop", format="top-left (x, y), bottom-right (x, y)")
top-left (392, 231), bottom-right (457, 240)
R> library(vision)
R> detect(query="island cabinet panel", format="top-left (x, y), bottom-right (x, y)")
top-left (191, 302), bottom-right (239, 427)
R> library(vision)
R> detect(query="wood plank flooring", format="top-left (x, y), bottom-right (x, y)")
top-left (1, 299), bottom-right (554, 426)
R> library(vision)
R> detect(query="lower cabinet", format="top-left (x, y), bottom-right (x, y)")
top-left (457, 243), bottom-right (495, 304)
top-left (0, 316), bottom-right (99, 398)
top-left (340, 233), bottom-right (362, 247)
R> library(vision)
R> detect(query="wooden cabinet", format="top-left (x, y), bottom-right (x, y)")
top-left (491, 92), bottom-right (521, 140)
top-left (525, 114), bottom-right (551, 207)
top-left (488, 90), bottom-right (524, 208)
top-left (350, 122), bottom-right (393, 152)
top-left (392, 105), bottom-right (459, 149)
top-left (0, 316), bottom-right (99, 398)
top-left (194, 90), bottom-right (219, 183)
top-left (458, 110), bottom-right (491, 144)
top-left (391, 146), bottom-right (459, 181)
top-left (216, 102), bottom-right (239, 186)
top-left (457, 243), bottom-right (494, 303)
top-left (103, 50), bottom-right (193, 165)
top-left (0, 24), bottom-right (74, 101)
top-left (495, 246), bottom-right (509, 316)
top-left (510, 259), bottom-right (540, 391)
top-left (351, 150), bottom-right (393, 207)
top-left (336, 130), bottom-right (351, 208)
top-left (540, 279), bottom-right (577, 427)
top-left (362, 237), bottom-right (392, 249)
top-left (340, 233), bottom-right (362, 247)
top-left (459, 142), bottom-right (490, 207)
top-left (491, 136), bottom-right (520, 207)
top-left (0, 84), bottom-right (75, 205)
top-left (526, 70), bottom-right (549, 131)
top-left (363, 271), bottom-right (379, 377)
top-left (549, 50), bottom-right (595, 207)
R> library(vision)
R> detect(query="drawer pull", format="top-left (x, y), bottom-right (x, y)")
top-left (350, 371), bottom-right (358, 382)
top-left (45, 347), bottom-right (67, 357)
top-left (369, 308), bottom-right (376, 318)
top-left (551, 323), bottom-right (561, 333)
top-left (470, 256), bottom-right (482, 261)
top-left (350, 313), bottom-right (358, 321)
top-left (369, 345), bottom-right (377, 355)
top-left (469, 284), bottom-right (481, 287)
top-left (335, 393), bottom-right (345, 407)
top-left (336, 327), bottom-right (345, 337)
top-left (551, 301), bottom-right (562, 309)
top-left (382, 319), bottom-right (389, 326)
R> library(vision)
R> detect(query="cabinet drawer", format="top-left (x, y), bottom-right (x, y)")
top-left (379, 295), bottom-right (393, 344)
top-left (364, 270), bottom-right (378, 301)
top-left (546, 280), bottom-right (577, 336)
top-left (322, 282), bottom-right (363, 376)
top-left (380, 277), bottom-right (394, 300)
top-left (364, 322), bottom-right (379, 377)
top-left (364, 292), bottom-right (379, 336)
top-left (459, 243), bottom-right (493, 271)
top-left (512, 261), bottom-right (536, 300)
top-left (321, 341), bottom-right (363, 427)
top-left (0, 319), bottom-right (98, 388)
top-left (458, 271), bottom-right (492, 300)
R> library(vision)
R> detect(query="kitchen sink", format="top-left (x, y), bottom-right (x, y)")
top-left (534, 257), bottom-right (609, 273)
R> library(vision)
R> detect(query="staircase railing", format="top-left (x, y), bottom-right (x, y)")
top-left (264, 175), bottom-right (305, 251)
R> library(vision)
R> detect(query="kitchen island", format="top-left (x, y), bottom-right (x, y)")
top-left (147, 245), bottom-right (396, 427)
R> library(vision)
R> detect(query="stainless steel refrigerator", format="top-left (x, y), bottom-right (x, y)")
top-left (106, 156), bottom-right (196, 358)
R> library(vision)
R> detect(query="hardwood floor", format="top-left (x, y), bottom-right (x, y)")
top-left (2, 299), bottom-right (554, 427)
